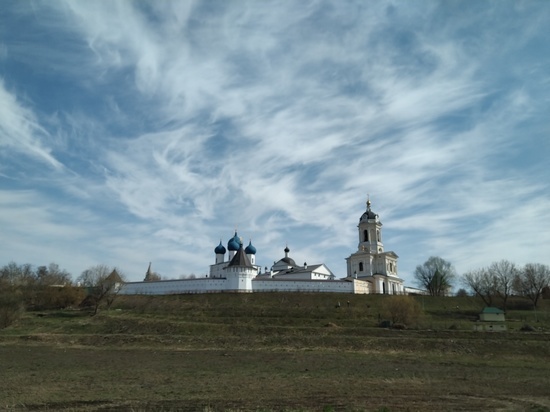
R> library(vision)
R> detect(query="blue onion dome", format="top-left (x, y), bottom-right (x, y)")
top-left (245, 240), bottom-right (256, 255)
top-left (215, 240), bottom-right (226, 255)
top-left (227, 232), bottom-right (242, 251)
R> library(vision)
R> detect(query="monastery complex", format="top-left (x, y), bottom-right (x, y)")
top-left (120, 199), bottom-right (405, 295)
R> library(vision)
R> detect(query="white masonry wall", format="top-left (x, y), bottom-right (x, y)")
top-left (252, 279), bottom-right (368, 294)
top-left (119, 277), bottom-right (371, 295)
top-left (119, 278), bottom-right (228, 295)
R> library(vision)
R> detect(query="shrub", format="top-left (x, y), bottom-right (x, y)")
top-left (507, 298), bottom-right (535, 311)
top-left (455, 288), bottom-right (469, 297)
top-left (381, 295), bottom-right (423, 327)
top-left (0, 290), bottom-right (25, 329)
top-left (79, 294), bottom-right (97, 309)
top-left (379, 320), bottom-right (392, 328)
top-left (520, 324), bottom-right (536, 332)
top-left (31, 286), bottom-right (85, 310)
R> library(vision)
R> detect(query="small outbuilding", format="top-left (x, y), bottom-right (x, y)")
top-left (474, 307), bottom-right (507, 332)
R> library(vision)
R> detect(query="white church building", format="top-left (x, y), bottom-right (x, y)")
top-left (345, 199), bottom-right (404, 294)
top-left (119, 199), bottom-right (404, 295)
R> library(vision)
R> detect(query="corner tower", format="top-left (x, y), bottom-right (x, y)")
top-left (224, 244), bottom-right (256, 292)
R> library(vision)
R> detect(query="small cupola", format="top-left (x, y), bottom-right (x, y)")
top-left (360, 199), bottom-right (378, 222)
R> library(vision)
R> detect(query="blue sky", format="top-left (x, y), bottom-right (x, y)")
top-left (1, 1), bottom-right (549, 284)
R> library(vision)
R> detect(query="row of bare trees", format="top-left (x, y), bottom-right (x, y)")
top-left (463, 261), bottom-right (550, 310)
top-left (0, 261), bottom-right (125, 319)
top-left (0, 262), bottom-right (79, 312)
top-left (0, 262), bottom-right (79, 328)
top-left (0, 262), bottom-right (72, 288)
top-left (413, 257), bottom-right (550, 310)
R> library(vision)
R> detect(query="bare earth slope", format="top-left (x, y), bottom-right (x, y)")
top-left (1, 293), bottom-right (549, 411)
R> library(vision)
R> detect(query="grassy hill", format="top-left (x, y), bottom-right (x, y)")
top-left (1, 293), bottom-right (549, 411)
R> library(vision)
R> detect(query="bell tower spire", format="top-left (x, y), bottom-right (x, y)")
top-left (357, 196), bottom-right (383, 253)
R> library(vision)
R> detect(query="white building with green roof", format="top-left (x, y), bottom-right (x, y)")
top-left (474, 307), bottom-right (507, 331)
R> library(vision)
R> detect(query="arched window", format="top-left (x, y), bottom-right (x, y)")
top-left (363, 230), bottom-right (369, 242)
top-left (377, 230), bottom-right (381, 242)
top-left (359, 262), bottom-right (364, 272)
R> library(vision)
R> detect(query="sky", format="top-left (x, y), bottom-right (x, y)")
top-left (1, 1), bottom-right (549, 285)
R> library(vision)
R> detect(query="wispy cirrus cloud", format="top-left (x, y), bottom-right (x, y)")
top-left (0, 80), bottom-right (63, 171)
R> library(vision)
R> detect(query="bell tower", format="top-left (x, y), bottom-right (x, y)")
top-left (357, 198), bottom-right (384, 254)
top-left (346, 196), bottom-right (404, 294)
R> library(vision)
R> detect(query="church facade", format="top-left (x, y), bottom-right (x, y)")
top-left (119, 198), bottom-right (404, 295)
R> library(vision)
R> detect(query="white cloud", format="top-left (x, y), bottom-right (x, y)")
top-left (0, 80), bottom-right (63, 170)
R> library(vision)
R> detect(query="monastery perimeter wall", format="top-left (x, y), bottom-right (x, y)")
top-left (120, 278), bottom-right (228, 295)
top-left (119, 278), bottom-right (370, 295)
top-left (252, 279), bottom-right (355, 293)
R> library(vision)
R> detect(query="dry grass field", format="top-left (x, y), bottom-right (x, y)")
top-left (1, 293), bottom-right (549, 411)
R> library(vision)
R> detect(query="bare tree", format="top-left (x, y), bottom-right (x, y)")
top-left (0, 291), bottom-right (24, 329)
top-left (0, 262), bottom-right (29, 328)
top-left (77, 265), bottom-right (124, 315)
top-left (0, 262), bottom-right (35, 286)
top-left (462, 260), bottom-right (519, 310)
top-left (414, 256), bottom-right (456, 296)
top-left (35, 263), bottom-right (72, 286)
top-left (488, 260), bottom-right (518, 311)
top-left (514, 263), bottom-right (550, 309)
top-left (463, 267), bottom-right (496, 307)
